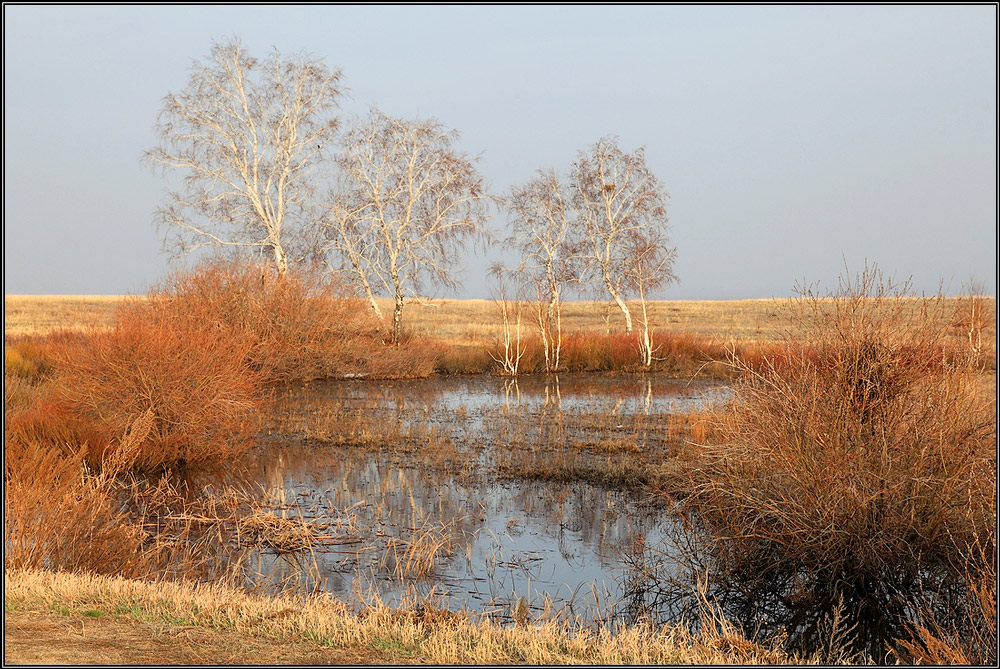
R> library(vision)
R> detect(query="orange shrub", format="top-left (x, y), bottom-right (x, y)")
top-left (4, 397), bottom-right (111, 461)
top-left (54, 294), bottom-right (264, 472)
top-left (151, 260), bottom-right (380, 383)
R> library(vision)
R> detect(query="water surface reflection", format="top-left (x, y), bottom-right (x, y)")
top-left (241, 373), bottom-right (724, 621)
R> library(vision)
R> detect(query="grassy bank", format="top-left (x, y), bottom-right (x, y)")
top-left (4, 568), bottom-right (807, 665)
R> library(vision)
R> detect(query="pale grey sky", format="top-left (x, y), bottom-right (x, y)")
top-left (4, 5), bottom-right (996, 298)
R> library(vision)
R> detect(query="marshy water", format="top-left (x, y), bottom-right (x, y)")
top-left (221, 374), bottom-right (729, 624)
top-left (171, 372), bottom-right (987, 661)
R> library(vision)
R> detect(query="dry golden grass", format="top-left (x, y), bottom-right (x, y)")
top-left (4, 295), bottom-right (122, 336)
top-left (3, 294), bottom-right (801, 342)
top-left (5, 568), bottom-right (815, 665)
top-left (377, 297), bottom-right (795, 343)
top-left (10, 293), bottom-right (992, 356)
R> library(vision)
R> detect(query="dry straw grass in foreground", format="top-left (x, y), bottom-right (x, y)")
top-left (5, 568), bottom-right (814, 665)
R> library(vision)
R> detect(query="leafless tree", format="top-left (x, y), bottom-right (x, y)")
top-left (623, 228), bottom-right (678, 366)
top-left (569, 136), bottom-right (675, 333)
top-left (327, 109), bottom-right (489, 344)
top-left (488, 264), bottom-right (528, 376)
top-left (144, 38), bottom-right (344, 275)
top-left (505, 170), bottom-right (575, 372)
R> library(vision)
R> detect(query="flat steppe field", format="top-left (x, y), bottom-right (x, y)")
top-left (6, 294), bottom-right (941, 343)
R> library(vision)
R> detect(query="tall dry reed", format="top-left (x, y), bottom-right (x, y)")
top-left (3, 437), bottom-right (147, 575)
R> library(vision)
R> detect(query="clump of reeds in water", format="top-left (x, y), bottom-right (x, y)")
top-left (379, 522), bottom-right (459, 580)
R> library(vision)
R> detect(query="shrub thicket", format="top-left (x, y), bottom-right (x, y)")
top-left (682, 266), bottom-right (996, 660)
top-left (152, 261), bottom-right (377, 383)
top-left (51, 291), bottom-right (264, 472)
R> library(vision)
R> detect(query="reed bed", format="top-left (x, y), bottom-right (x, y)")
top-left (4, 436), bottom-right (250, 582)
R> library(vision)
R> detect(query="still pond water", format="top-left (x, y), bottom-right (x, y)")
top-left (231, 374), bottom-right (729, 624)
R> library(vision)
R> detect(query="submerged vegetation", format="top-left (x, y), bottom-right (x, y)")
top-left (4, 261), bottom-right (996, 664)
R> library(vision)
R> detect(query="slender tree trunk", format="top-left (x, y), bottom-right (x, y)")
top-left (638, 290), bottom-right (652, 368)
top-left (549, 290), bottom-right (562, 372)
top-left (607, 284), bottom-right (633, 333)
top-left (362, 283), bottom-right (384, 321)
top-left (273, 243), bottom-right (289, 276)
top-left (341, 242), bottom-right (384, 321)
top-left (392, 292), bottom-right (404, 345)
top-left (597, 258), bottom-right (633, 332)
top-left (535, 298), bottom-right (551, 373)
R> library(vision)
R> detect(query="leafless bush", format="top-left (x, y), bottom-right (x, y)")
top-left (682, 264), bottom-right (996, 659)
top-left (154, 259), bottom-right (378, 383)
top-left (54, 291), bottom-right (263, 472)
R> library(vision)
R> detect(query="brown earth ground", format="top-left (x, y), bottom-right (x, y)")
top-left (4, 609), bottom-right (395, 665)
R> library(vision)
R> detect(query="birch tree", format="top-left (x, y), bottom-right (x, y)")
top-left (570, 136), bottom-right (675, 332)
top-left (623, 228), bottom-right (678, 366)
top-left (144, 38), bottom-right (344, 275)
top-left (505, 170), bottom-right (575, 371)
top-left (327, 109), bottom-right (489, 344)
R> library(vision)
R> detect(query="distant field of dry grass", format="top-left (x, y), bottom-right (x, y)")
top-left (373, 297), bottom-right (796, 343)
top-left (4, 295), bottom-right (122, 337)
top-left (6, 294), bottom-right (992, 365)
top-left (5, 294), bottom-right (799, 343)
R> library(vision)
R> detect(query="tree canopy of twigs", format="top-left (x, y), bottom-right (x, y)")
top-left (326, 108), bottom-right (490, 344)
top-left (570, 136), bottom-right (676, 333)
top-left (144, 38), bottom-right (344, 275)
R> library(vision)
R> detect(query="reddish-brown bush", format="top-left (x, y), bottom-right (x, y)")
top-left (151, 260), bottom-right (380, 383)
top-left (685, 266), bottom-right (996, 659)
top-left (4, 397), bottom-right (111, 461)
top-left (53, 293), bottom-right (264, 472)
